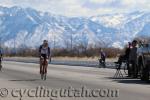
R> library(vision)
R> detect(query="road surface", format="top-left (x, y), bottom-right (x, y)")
top-left (0, 61), bottom-right (150, 100)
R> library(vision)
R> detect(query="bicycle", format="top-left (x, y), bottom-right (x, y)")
top-left (98, 58), bottom-right (106, 68)
top-left (40, 56), bottom-right (48, 80)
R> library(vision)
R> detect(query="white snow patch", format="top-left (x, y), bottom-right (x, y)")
top-left (26, 14), bottom-right (37, 24)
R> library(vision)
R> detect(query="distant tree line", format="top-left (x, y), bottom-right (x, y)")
top-left (2, 46), bottom-right (121, 58)
top-left (2, 36), bottom-right (149, 58)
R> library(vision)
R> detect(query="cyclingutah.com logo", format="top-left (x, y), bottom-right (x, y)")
top-left (0, 86), bottom-right (119, 100)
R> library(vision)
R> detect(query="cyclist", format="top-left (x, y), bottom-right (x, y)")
top-left (99, 49), bottom-right (106, 68)
top-left (39, 40), bottom-right (51, 80)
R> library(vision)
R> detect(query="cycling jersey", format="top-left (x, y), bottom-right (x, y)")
top-left (39, 45), bottom-right (50, 59)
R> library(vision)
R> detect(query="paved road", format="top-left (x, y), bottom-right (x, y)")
top-left (0, 61), bottom-right (150, 100)
top-left (4, 57), bottom-right (116, 68)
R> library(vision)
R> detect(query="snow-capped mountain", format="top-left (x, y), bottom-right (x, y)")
top-left (0, 6), bottom-right (149, 49)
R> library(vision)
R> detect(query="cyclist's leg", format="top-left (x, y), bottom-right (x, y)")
top-left (0, 58), bottom-right (2, 70)
top-left (42, 58), bottom-right (48, 80)
top-left (43, 58), bottom-right (48, 74)
top-left (40, 58), bottom-right (43, 74)
top-left (45, 59), bottom-right (48, 74)
top-left (41, 59), bottom-right (45, 80)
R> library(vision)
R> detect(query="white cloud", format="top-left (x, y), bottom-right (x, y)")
top-left (121, 0), bottom-right (150, 12)
top-left (0, 0), bottom-right (149, 17)
top-left (89, 0), bottom-right (109, 4)
top-left (0, 0), bottom-right (13, 7)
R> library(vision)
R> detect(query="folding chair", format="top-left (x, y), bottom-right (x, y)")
top-left (114, 62), bottom-right (123, 78)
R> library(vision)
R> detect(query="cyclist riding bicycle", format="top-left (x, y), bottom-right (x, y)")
top-left (99, 49), bottom-right (106, 68)
top-left (39, 40), bottom-right (51, 80)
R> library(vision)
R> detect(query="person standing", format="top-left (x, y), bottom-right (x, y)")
top-left (129, 40), bottom-right (138, 78)
top-left (125, 42), bottom-right (132, 77)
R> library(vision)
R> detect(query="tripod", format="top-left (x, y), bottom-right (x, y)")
top-left (114, 62), bottom-right (123, 78)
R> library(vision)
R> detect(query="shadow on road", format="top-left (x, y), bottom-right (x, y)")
top-left (9, 79), bottom-right (40, 82)
top-left (105, 77), bottom-right (150, 85)
top-left (4, 59), bottom-right (116, 69)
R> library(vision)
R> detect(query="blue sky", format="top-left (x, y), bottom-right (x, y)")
top-left (0, 0), bottom-right (149, 17)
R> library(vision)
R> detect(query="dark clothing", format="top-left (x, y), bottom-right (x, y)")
top-left (40, 54), bottom-right (47, 59)
top-left (100, 52), bottom-right (106, 60)
top-left (117, 47), bottom-right (131, 68)
top-left (99, 51), bottom-right (106, 68)
top-left (124, 47), bottom-right (131, 76)
top-left (124, 48), bottom-right (130, 59)
top-left (129, 47), bottom-right (137, 62)
top-left (130, 60), bottom-right (138, 77)
top-left (129, 47), bottom-right (138, 77)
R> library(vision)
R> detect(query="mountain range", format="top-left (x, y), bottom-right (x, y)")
top-left (0, 6), bottom-right (149, 49)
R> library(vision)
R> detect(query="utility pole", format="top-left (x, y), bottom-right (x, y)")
top-left (52, 32), bottom-right (56, 50)
top-left (23, 36), bottom-right (26, 56)
top-left (23, 36), bottom-right (25, 49)
top-left (70, 32), bottom-right (73, 51)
